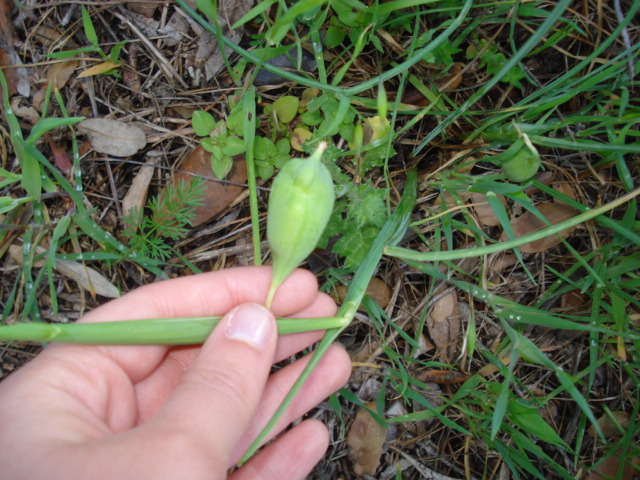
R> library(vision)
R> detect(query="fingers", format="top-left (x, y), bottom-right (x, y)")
top-left (230, 420), bottom-right (330, 480)
top-left (81, 267), bottom-right (322, 323)
top-left (132, 287), bottom-right (338, 422)
top-left (273, 288), bottom-right (338, 363)
top-left (50, 267), bottom-right (333, 384)
top-left (231, 343), bottom-right (351, 463)
top-left (147, 303), bottom-right (278, 465)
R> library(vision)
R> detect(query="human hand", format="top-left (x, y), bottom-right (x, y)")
top-left (0, 267), bottom-right (351, 480)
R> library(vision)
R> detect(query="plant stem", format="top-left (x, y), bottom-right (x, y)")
top-left (242, 87), bottom-right (262, 266)
top-left (238, 170), bottom-right (417, 464)
top-left (385, 184), bottom-right (640, 262)
top-left (0, 316), bottom-right (348, 345)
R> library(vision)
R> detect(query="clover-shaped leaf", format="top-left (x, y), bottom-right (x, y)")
top-left (192, 111), bottom-right (215, 137)
top-left (273, 96), bottom-right (299, 124)
top-left (223, 136), bottom-right (245, 156)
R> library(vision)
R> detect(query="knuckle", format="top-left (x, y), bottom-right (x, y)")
top-left (183, 363), bottom-right (251, 405)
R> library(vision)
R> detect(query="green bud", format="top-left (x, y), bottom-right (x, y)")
top-left (501, 135), bottom-right (540, 182)
top-left (266, 142), bottom-right (334, 307)
top-left (487, 133), bottom-right (541, 183)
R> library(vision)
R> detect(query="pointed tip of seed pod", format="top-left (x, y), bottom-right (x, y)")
top-left (309, 141), bottom-right (328, 162)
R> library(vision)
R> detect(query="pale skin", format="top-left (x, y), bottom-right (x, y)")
top-left (0, 267), bottom-right (352, 480)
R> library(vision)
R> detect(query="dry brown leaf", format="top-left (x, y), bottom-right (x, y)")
top-left (417, 369), bottom-right (469, 385)
top-left (47, 59), bottom-right (78, 91)
top-left (32, 25), bottom-right (65, 47)
top-left (427, 291), bottom-right (461, 362)
top-left (0, 0), bottom-right (29, 97)
top-left (47, 136), bottom-right (72, 176)
top-left (335, 277), bottom-right (392, 311)
top-left (470, 192), bottom-right (504, 227)
top-left (77, 61), bottom-right (121, 79)
top-left (347, 401), bottom-right (387, 476)
top-left (583, 452), bottom-right (640, 480)
top-left (122, 153), bottom-right (159, 218)
top-left (10, 96), bottom-right (40, 124)
top-left (9, 245), bottom-right (119, 298)
top-left (166, 146), bottom-right (247, 227)
top-left (437, 62), bottom-right (464, 92)
top-left (54, 259), bottom-right (120, 298)
top-left (127, 1), bottom-right (159, 17)
top-left (163, 11), bottom-right (190, 47)
top-left (502, 202), bottom-right (579, 253)
top-left (123, 43), bottom-right (142, 94)
top-left (478, 356), bottom-right (512, 377)
top-left (433, 189), bottom-right (470, 211)
top-left (552, 181), bottom-right (577, 200)
top-left (488, 252), bottom-right (517, 274)
top-left (523, 171), bottom-right (554, 195)
top-left (561, 290), bottom-right (590, 315)
top-left (587, 411), bottom-right (630, 438)
top-left (78, 118), bottom-right (147, 157)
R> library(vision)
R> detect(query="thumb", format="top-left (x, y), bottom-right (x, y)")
top-left (151, 303), bottom-right (277, 466)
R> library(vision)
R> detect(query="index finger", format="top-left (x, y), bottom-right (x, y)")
top-left (48, 267), bottom-right (328, 382)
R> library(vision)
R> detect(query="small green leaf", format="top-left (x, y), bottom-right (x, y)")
top-left (254, 136), bottom-right (268, 160)
top-left (192, 111), bottom-right (215, 136)
top-left (212, 120), bottom-right (227, 142)
top-left (211, 145), bottom-right (224, 161)
top-left (300, 110), bottom-right (322, 126)
top-left (211, 155), bottom-right (233, 180)
top-left (226, 108), bottom-right (244, 136)
top-left (276, 138), bottom-right (291, 154)
top-left (348, 183), bottom-right (386, 228)
top-left (507, 400), bottom-right (566, 446)
top-left (274, 153), bottom-right (289, 169)
top-left (81, 6), bottom-right (99, 46)
top-left (272, 96), bottom-right (300, 124)
top-left (333, 224), bottom-right (380, 270)
top-left (0, 167), bottom-right (21, 189)
top-left (325, 25), bottom-right (347, 48)
top-left (257, 164), bottom-right (274, 179)
top-left (108, 41), bottom-right (127, 63)
top-left (0, 196), bottom-right (32, 214)
top-left (20, 142), bottom-right (42, 200)
top-left (222, 136), bottom-right (245, 156)
top-left (264, 137), bottom-right (277, 157)
top-left (45, 46), bottom-right (100, 59)
top-left (201, 137), bottom-right (214, 152)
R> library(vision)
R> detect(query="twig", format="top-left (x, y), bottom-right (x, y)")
top-left (112, 9), bottom-right (189, 89)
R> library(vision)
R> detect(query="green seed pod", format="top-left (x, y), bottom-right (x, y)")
top-left (488, 133), bottom-right (541, 183)
top-left (266, 141), bottom-right (334, 307)
top-left (501, 135), bottom-right (540, 182)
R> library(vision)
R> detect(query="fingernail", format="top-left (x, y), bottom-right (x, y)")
top-left (225, 303), bottom-right (274, 349)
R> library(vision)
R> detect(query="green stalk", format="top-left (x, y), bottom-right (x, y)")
top-left (385, 184), bottom-right (640, 262)
top-left (242, 87), bottom-right (262, 265)
top-left (0, 316), bottom-right (347, 345)
top-left (239, 170), bottom-right (417, 464)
